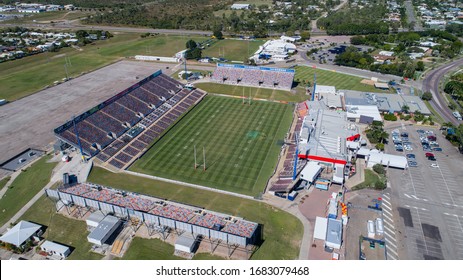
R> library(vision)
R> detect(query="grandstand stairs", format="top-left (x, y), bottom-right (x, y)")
top-left (110, 224), bottom-right (135, 257)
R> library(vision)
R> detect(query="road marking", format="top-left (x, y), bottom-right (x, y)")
top-left (382, 199), bottom-right (391, 206)
top-left (384, 231), bottom-right (397, 242)
top-left (383, 215), bottom-right (394, 224)
top-left (387, 254), bottom-right (397, 260)
top-left (404, 193), bottom-right (411, 198)
top-left (385, 224), bottom-right (396, 232)
top-left (382, 203), bottom-right (392, 211)
top-left (382, 207), bottom-right (392, 215)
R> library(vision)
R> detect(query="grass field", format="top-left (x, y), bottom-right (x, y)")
top-left (131, 95), bottom-right (293, 196)
top-left (0, 176), bottom-right (10, 190)
top-left (294, 65), bottom-right (391, 93)
top-left (0, 33), bottom-right (204, 101)
top-left (19, 195), bottom-right (102, 260)
top-left (3, 10), bottom-right (93, 24)
top-left (202, 39), bottom-right (263, 62)
top-left (195, 83), bottom-right (308, 102)
top-left (88, 167), bottom-right (303, 260)
top-left (0, 155), bottom-right (56, 227)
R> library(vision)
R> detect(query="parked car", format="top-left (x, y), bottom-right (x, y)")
top-left (408, 161), bottom-right (418, 167)
top-left (406, 154), bottom-right (416, 158)
top-left (401, 132), bottom-right (409, 137)
top-left (433, 147), bottom-right (443, 152)
top-left (417, 129), bottom-right (425, 134)
top-left (425, 152), bottom-right (435, 158)
top-left (428, 156), bottom-right (436, 161)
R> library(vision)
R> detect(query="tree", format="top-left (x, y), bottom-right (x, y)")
top-left (186, 39), bottom-right (197, 50)
top-left (416, 61), bottom-right (425, 71)
top-left (185, 48), bottom-right (201, 60)
top-left (401, 104), bottom-right (410, 114)
top-left (375, 143), bottom-right (385, 151)
top-left (300, 31), bottom-right (310, 41)
top-left (421, 91), bottom-right (432, 101)
top-left (213, 29), bottom-right (223, 40)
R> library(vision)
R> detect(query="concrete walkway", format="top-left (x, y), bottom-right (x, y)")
top-left (0, 153), bottom-right (92, 234)
top-left (263, 193), bottom-right (313, 260)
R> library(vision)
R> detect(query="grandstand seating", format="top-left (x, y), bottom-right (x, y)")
top-left (131, 87), bottom-right (162, 107)
top-left (101, 102), bottom-right (140, 126)
top-left (59, 183), bottom-right (257, 239)
top-left (211, 64), bottom-right (294, 90)
top-left (116, 94), bottom-right (152, 116)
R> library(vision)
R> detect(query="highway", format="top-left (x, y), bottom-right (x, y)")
top-left (422, 58), bottom-right (463, 126)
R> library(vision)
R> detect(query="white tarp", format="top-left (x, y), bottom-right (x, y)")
top-left (314, 217), bottom-right (328, 241)
top-left (300, 161), bottom-right (322, 183)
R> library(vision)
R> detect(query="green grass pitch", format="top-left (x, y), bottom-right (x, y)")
top-left (131, 95), bottom-right (293, 196)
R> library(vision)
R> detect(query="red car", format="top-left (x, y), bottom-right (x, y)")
top-left (425, 152), bottom-right (435, 157)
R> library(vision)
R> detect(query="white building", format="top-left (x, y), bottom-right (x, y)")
top-left (87, 215), bottom-right (121, 246)
top-left (0, 221), bottom-right (42, 248)
top-left (231, 3), bottom-right (250, 10)
top-left (175, 235), bottom-right (196, 254)
top-left (40, 240), bottom-right (71, 259)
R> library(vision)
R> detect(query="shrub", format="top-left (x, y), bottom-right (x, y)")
top-left (374, 180), bottom-right (386, 190)
top-left (375, 143), bottom-right (385, 151)
top-left (384, 113), bottom-right (397, 121)
top-left (373, 164), bottom-right (386, 175)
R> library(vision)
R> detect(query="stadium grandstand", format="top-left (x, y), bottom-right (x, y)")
top-left (45, 182), bottom-right (259, 258)
top-left (268, 103), bottom-right (307, 195)
top-left (211, 63), bottom-right (295, 91)
top-left (54, 70), bottom-right (207, 170)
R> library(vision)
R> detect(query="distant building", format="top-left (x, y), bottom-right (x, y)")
top-left (231, 3), bottom-right (250, 10)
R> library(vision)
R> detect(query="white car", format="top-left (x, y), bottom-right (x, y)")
top-left (430, 163), bottom-right (439, 168)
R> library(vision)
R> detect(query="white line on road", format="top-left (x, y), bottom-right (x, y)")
top-left (382, 203), bottom-right (392, 211)
top-left (384, 231), bottom-right (397, 242)
top-left (404, 193), bottom-right (411, 198)
top-left (382, 199), bottom-right (391, 206)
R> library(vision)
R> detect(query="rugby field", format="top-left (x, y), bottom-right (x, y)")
top-left (131, 95), bottom-right (293, 196)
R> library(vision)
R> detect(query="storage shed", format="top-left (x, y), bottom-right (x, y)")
top-left (175, 235), bottom-right (196, 253)
top-left (325, 218), bottom-right (343, 249)
top-left (86, 212), bottom-right (105, 228)
top-left (41, 240), bottom-right (71, 258)
top-left (87, 215), bottom-right (121, 246)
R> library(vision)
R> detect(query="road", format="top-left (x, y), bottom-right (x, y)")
top-left (422, 58), bottom-right (463, 126)
top-left (405, 0), bottom-right (424, 31)
top-left (311, 0), bottom-right (348, 33)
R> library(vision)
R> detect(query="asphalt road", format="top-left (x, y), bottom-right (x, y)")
top-left (422, 58), bottom-right (463, 126)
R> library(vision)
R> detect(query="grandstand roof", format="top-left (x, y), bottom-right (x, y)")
top-left (315, 85), bottom-right (342, 109)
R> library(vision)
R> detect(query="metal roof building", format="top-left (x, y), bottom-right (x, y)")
top-left (87, 215), bottom-right (121, 246)
top-left (325, 218), bottom-right (342, 249)
top-left (0, 221), bottom-right (41, 247)
top-left (344, 90), bottom-right (430, 115)
top-left (298, 100), bottom-right (358, 166)
top-left (41, 240), bottom-right (71, 258)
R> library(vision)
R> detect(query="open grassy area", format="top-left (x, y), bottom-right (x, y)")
top-left (131, 95), bottom-right (293, 196)
top-left (121, 238), bottom-right (225, 260)
top-left (88, 167), bottom-right (303, 260)
top-left (0, 33), bottom-right (204, 101)
top-left (294, 65), bottom-right (391, 93)
top-left (3, 10), bottom-right (93, 24)
top-left (0, 176), bottom-right (10, 190)
top-left (352, 169), bottom-right (384, 190)
top-left (195, 82), bottom-right (308, 102)
top-left (19, 195), bottom-right (102, 260)
top-left (202, 39), bottom-right (263, 62)
top-left (0, 155), bottom-right (56, 227)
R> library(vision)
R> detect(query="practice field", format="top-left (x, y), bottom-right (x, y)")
top-left (0, 33), bottom-right (204, 101)
top-left (294, 65), bottom-right (391, 93)
top-left (131, 95), bottom-right (293, 196)
top-left (202, 39), bottom-right (264, 62)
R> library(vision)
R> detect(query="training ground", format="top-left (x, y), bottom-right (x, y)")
top-left (131, 95), bottom-right (294, 196)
